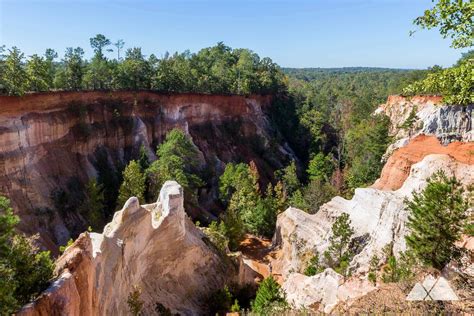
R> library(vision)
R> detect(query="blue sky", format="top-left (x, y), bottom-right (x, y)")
top-left (0, 0), bottom-right (469, 68)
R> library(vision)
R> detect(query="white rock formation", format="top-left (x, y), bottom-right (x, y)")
top-left (375, 96), bottom-right (473, 160)
top-left (274, 154), bottom-right (473, 312)
top-left (20, 181), bottom-right (253, 316)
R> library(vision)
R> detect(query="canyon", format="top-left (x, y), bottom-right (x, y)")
top-left (5, 94), bottom-right (474, 314)
top-left (0, 91), bottom-right (296, 251)
top-left (20, 181), bottom-right (256, 315)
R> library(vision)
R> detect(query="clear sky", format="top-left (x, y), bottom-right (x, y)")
top-left (0, 0), bottom-right (469, 69)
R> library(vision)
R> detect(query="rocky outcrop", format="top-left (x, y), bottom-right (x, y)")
top-left (20, 181), bottom-right (251, 316)
top-left (375, 95), bottom-right (473, 162)
top-left (0, 91), bottom-right (296, 250)
top-left (373, 135), bottom-right (474, 190)
top-left (375, 95), bottom-right (472, 143)
top-left (273, 154), bottom-right (473, 312)
top-left (372, 95), bottom-right (473, 191)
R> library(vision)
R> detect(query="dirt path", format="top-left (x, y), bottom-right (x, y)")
top-left (238, 234), bottom-right (283, 284)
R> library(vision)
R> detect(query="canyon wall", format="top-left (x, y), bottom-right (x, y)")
top-left (0, 91), bottom-right (296, 251)
top-left (272, 96), bottom-right (473, 312)
top-left (19, 181), bottom-right (254, 316)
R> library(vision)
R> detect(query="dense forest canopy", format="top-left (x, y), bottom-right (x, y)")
top-left (0, 40), bottom-right (285, 96)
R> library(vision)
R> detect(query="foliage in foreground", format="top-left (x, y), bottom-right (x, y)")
top-left (405, 170), bottom-right (471, 269)
top-left (403, 59), bottom-right (473, 105)
top-left (411, 0), bottom-right (473, 49)
top-left (0, 196), bottom-right (54, 315)
top-left (252, 276), bottom-right (288, 314)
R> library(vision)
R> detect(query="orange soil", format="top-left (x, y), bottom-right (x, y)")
top-left (238, 234), bottom-right (283, 284)
top-left (373, 135), bottom-right (474, 191)
top-left (0, 90), bottom-right (273, 116)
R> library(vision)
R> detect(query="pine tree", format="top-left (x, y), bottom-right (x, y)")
top-left (324, 212), bottom-right (354, 275)
top-left (146, 129), bottom-right (203, 203)
top-left (3, 47), bottom-right (28, 96)
top-left (117, 160), bottom-right (146, 207)
top-left (275, 160), bottom-right (300, 197)
top-left (138, 144), bottom-right (150, 171)
top-left (405, 171), bottom-right (469, 269)
top-left (80, 179), bottom-right (105, 231)
top-left (252, 276), bottom-right (287, 314)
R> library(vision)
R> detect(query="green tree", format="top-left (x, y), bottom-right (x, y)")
top-left (403, 59), bottom-right (473, 105)
top-left (252, 276), bottom-right (287, 314)
top-left (0, 197), bottom-right (18, 257)
top-left (85, 34), bottom-right (112, 90)
top-left (275, 160), bottom-right (301, 198)
top-left (304, 251), bottom-right (323, 276)
top-left (7, 235), bottom-right (54, 305)
top-left (2, 47), bottom-right (28, 95)
top-left (118, 160), bottom-right (146, 207)
top-left (345, 115), bottom-right (391, 190)
top-left (219, 163), bottom-right (260, 236)
top-left (307, 153), bottom-right (334, 182)
top-left (412, 0), bottom-right (474, 48)
top-left (146, 129), bottom-right (203, 204)
top-left (300, 108), bottom-right (327, 151)
top-left (80, 179), bottom-right (105, 231)
top-left (221, 207), bottom-right (245, 251)
top-left (324, 213), bottom-right (354, 275)
top-left (117, 47), bottom-right (151, 90)
top-left (208, 285), bottom-right (233, 315)
top-left (405, 171), bottom-right (470, 269)
top-left (303, 179), bottom-right (337, 214)
top-left (138, 144), bottom-right (150, 171)
top-left (0, 197), bottom-right (54, 315)
top-left (89, 34), bottom-right (111, 59)
top-left (44, 48), bottom-right (58, 88)
top-left (204, 221), bottom-right (229, 253)
top-left (26, 54), bottom-right (50, 92)
top-left (60, 47), bottom-right (85, 90)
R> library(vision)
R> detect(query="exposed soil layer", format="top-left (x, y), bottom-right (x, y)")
top-left (0, 91), bottom-right (295, 252)
top-left (373, 135), bottom-right (474, 190)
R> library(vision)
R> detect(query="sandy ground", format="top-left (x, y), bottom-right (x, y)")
top-left (238, 234), bottom-right (284, 284)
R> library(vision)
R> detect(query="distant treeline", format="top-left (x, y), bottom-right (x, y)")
top-left (0, 36), bottom-right (286, 96)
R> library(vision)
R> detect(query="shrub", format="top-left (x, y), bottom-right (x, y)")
top-left (252, 276), bottom-right (287, 314)
top-left (403, 60), bottom-right (473, 105)
top-left (0, 197), bottom-right (54, 315)
top-left (127, 285), bottom-right (144, 316)
top-left (204, 221), bottom-right (229, 254)
top-left (304, 251), bottom-right (323, 276)
top-left (208, 285), bottom-right (233, 315)
top-left (323, 213), bottom-right (354, 276)
top-left (405, 171), bottom-right (470, 269)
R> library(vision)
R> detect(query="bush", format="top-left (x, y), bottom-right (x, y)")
top-left (323, 213), bottom-right (354, 276)
top-left (204, 221), bottom-right (229, 254)
top-left (252, 276), bottom-right (287, 314)
top-left (405, 171), bottom-right (470, 269)
top-left (0, 197), bottom-right (54, 315)
top-left (208, 285), bottom-right (233, 315)
top-left (127, 285), bottom-right (144, 316)
top-left (381, 252), bottom-right (416, 284)
top-left (403, 60), bottom-right (473, 105)
top-left (304, 251), bottom-right (324, 276)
